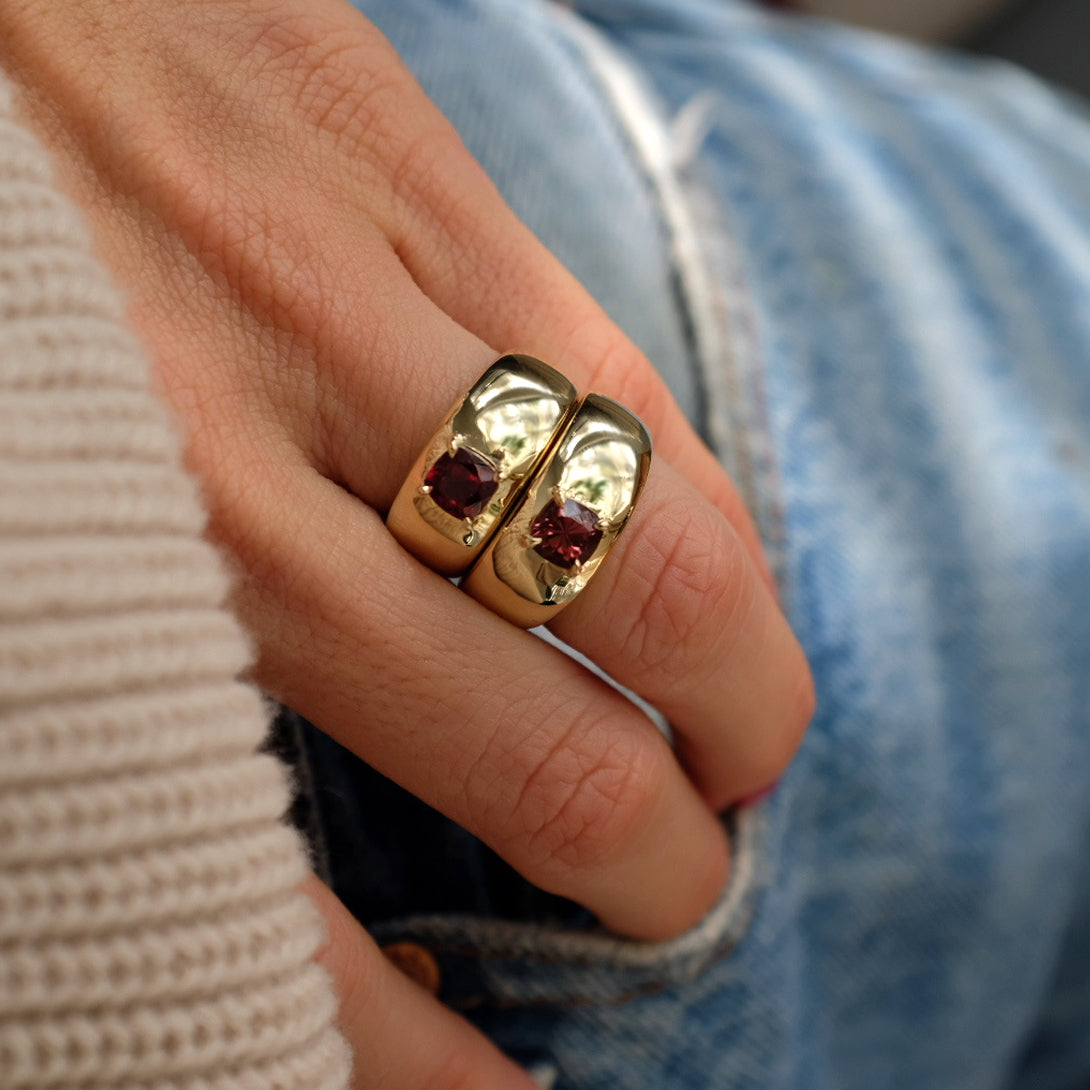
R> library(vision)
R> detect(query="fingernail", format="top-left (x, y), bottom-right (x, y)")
top-left (738, 780), bottom-right (779, 808)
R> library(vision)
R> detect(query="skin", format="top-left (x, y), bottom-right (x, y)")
top-left (0, 1), bottom-right (815, 1085)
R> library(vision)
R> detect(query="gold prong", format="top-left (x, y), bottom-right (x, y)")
top-left (419, 484), bottom-right (433, 495)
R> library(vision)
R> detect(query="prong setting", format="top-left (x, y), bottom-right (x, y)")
top-left (463, 391), bottom-right (651, 626)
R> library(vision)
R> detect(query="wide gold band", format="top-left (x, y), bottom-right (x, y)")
top-left (387, 356), bottom-right (651, 626)
top-left (462, 393), bottom-right (651, 627)
top-left (386, 355), bottom-right (578, 575)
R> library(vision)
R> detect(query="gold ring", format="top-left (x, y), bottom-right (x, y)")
top-left (462, 393), bottom-right (652, 627)
top-left (386, 355), bottom-right (578, 575)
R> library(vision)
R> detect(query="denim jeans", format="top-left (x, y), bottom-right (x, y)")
top-left (287, 2), bottom-right (1090, 1086)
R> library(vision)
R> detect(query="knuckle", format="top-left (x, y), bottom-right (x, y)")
top-left (509, 713), bottom-right (668, 880)
top-left (383, 123), bottom-right (467, 213)
top-left (240, 7), bottom-right (407, 151)
top-left (622, 499), bottom-right (753, 682)
top-left (233, 5), bottom-right (441, 212)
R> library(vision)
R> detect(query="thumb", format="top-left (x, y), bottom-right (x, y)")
top-left (303, 876), bottom-right (538, 1090)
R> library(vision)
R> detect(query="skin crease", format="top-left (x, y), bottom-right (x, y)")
top-left (0, 1), bottom-right (815, 1085)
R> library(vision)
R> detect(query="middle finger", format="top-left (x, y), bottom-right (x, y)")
top-left (314, 276), bottom-right (812, 812)
top-left (233, 454), bottom-right (730, 940)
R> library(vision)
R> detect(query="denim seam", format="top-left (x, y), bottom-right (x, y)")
top-left (369, 805), bottom-right (766, 997)
top-left (543, 0), bottom-right (714, 448)
top-left (678, 147), bottom-right (791, 586)
top-left (450, 960), bottom-right (731, 1011)
top-left (548, 1), bottom-right (789, 585)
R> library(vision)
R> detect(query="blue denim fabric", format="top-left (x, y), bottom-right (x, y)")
top-left (294, 2), bottom-right (1090, 1086)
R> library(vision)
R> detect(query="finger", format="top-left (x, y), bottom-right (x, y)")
top-left (304, 877), bottom-right (538, 1090)
top-left (277, 259), bottom-right (810, 809)
top-left (19, 0), bottom-right (773, 593)
top-left (22, 15), bottom-right (734, 940)
top-left (226, 452), bottom-right (729, 940)
top-left (229, 0), bottom-right (774, 586)
top-left (363, 69), bottom-right (775, 587)
top-left (549, 461), bottom-right (814, 811)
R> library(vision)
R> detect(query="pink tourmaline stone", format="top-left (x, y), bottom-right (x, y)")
top-left (424, 448), bottom-right (498, 519)
top-left (531, 498), bottom-right (602, 567)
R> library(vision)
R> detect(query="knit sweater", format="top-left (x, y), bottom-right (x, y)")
top-left (0, 75), bottom-right (352, 1088)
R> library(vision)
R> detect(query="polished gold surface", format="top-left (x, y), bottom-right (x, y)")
top-left (386, 355), bottom-right (578, 575)
top-left (462, 394), bottom-right (652, 627)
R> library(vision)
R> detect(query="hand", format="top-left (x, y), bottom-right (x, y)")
top-left (1, 0), bottom-right (813, 1083)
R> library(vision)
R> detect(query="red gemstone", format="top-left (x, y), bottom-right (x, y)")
top-left (424, 448), bottom-right (498, 520)
top-left (530, 498), bottom-right (603, 567)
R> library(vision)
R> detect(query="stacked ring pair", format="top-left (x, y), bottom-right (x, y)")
top-left (386, 354), bottom-right (652, 627)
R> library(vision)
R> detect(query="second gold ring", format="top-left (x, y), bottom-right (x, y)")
top-left (386, 354), bottom-right (578, 575)
top-left (386, 355), bottom-right (651, 626)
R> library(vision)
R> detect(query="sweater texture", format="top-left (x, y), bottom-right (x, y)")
top-left (0, 74), bottom-right (352, 1089)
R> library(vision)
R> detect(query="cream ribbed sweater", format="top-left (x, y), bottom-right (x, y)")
top-left (0, 75), bottom-right (352, 1088)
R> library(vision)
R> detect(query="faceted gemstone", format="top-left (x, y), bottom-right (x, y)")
top-left (424, 448), bottom-right (498, 520)
top-left (530, 498), bottom-right (603, 567)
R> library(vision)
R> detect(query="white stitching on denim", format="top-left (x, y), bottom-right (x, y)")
top-left (549, 7), bottom-right (725, 435)
top-left (377, 806), bottom-right (765, 972)
top-left (527, 1062), bottom-right (560, 1089)
top-left (677, 159), bottom-right (791, 584)
top-left (543, 3), bottom-right (788, 582)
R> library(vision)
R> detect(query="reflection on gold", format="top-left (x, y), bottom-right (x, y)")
top-left (560, 438), bottom-right (638, 519)
top-left (387, 354), bottom-right (578, 576)
top-left (464, 392), bottom-right (652, 626)
top-left (475, 397), bottom-right (564, 468)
